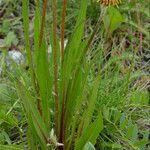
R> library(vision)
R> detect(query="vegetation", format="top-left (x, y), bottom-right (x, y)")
top-left (0, 0), bottom-right (149, 150)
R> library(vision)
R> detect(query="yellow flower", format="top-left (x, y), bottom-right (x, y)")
top-left (97, 0), bottom-right (122, 6)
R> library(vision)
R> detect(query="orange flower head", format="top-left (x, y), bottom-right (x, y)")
top-left (97, 0), bottom-right (122, 6)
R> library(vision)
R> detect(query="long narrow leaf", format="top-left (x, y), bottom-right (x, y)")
top-left (16, 81), bottom-right (49, 148)
top-left (0, 145), bottom-right (23, 150)
top-left (75, 112), bottom-right (103, 150)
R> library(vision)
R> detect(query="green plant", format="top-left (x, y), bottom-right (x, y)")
top-left (5, 0), bottom-right (105, 149)
top-left (0, 0), bottom-right (149, 150)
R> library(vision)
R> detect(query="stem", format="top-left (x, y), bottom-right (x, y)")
top-left (60, 0), bottom-right (67, 63)
top-left (59, 87), bottom-right (66, 150)
top-left (52, 0), bottom-right (59, 137)
top-left (59, 0), bottom-right (67, 149)
top-left (83, 7), bottom-right (106, 54)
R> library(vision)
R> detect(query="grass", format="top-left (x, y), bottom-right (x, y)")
top-left (0, 0), bottom-right (150, 150)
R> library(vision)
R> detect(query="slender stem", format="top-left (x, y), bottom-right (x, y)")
top-left (84, 8), bottom-right (106, 54)
top-left (60, 0), bottom-right (67, 63)
top-left (59, 87), bottom-right (66, 150)
top-left (59, 0), bottom-right (67, 149)
top-left (52, 0), bottom-right (59, 137)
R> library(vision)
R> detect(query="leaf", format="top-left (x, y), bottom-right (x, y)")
top-left (33, 2), bottom-right (41, 64)
top-left (0, 145), bottom-right (23, 150)
top-left (102, 106), bottom-right (110, 120)
top-left (0, 131), bottom-right (11, 144)
top-left (103, 6), bottom-right (124, 34)
top-left (113, 109), bottom-right (121, 124)
top-left (83, 76), bottom-right (101, 129)
top-left (75, 112), bottom-right (103, 150)
top-left (62, 0), bottom-right (88, 83)
top-left (33, 0), bottom-right (52, 130)
top-left (134, 140), bottom-right (148, 147)
top-left (0, 20), bottom-right (10, 34)
top-left (0, 106), bottom-right (18, 126)
top-left (60, 0), bottom-right (89, 134)
top-left (0, 84), bottom-right (11, 102)
top-left (16, 81), bottom-right (49, 148)
top-left (36, 41), bottom-right (52, 129)
top-left (83, 142), bottom-right (95, 150)
top-left (132, 125), bottom-right (138, 143)
top-left (120, 114), bottom-right (128, 129)
top-left (126, 124), bottom-right (134, 139)
top-left (23, 0), bottom-right (52, 131)
top-left (112, 143), bottom-right (122, 149)
top-left (4, 32), bottom-right (18, 47)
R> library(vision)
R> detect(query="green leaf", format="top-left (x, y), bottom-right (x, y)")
top-left (83, 142), bottom-right (95, 150)
top-left (0, 106), bottom-right (18, 126)
top-left (62, 0), bottom-right (88, 83)
top-left (0, 20), bottom-right (10, 34)
top-left (103, 6), bottom-right (124, 34)
top-left (134, 140), bottom-right (148, 147)
top-left (0, 145), bottom-right (23, 150)
top-left (33, 1), bottom-right (51, 131)
top-left (4, 32), bottom-right (18, 47)
top-left (102, 106), bottom-right (110, 120)
top-left (112, 143), bottom-right (122, 149)
top-left (83, 76), bottom-right (101, 129)
top-left (36, 41), bottom-right (52, 129)
top-left (16, 81), bottom-right (49, 149)
top-left (0, 131), bottom-right (11, 144)
top-left (132, 125), bottom-right (138, 143)
top-left (60, 0), bottom-right (89, 136)
top-left (75, 112), bottom-right (103, 150)
top-left (126, 124), bottom-right (135, 140)
top-left (120, 114), bottom-right (128, 129)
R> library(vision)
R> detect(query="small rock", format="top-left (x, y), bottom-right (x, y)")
top-left (8, 50), bottom-right (24, 64)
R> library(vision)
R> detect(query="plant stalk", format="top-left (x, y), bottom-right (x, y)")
top-left (52, 0), bottom-right (59, 137)
top-left (59, 0), bottom-right (67, 149)
top-left (60, 0), bottom-right (67, 63)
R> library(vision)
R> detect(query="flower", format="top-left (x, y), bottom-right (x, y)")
top-left (97, 0), bottom-right (122, 6)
